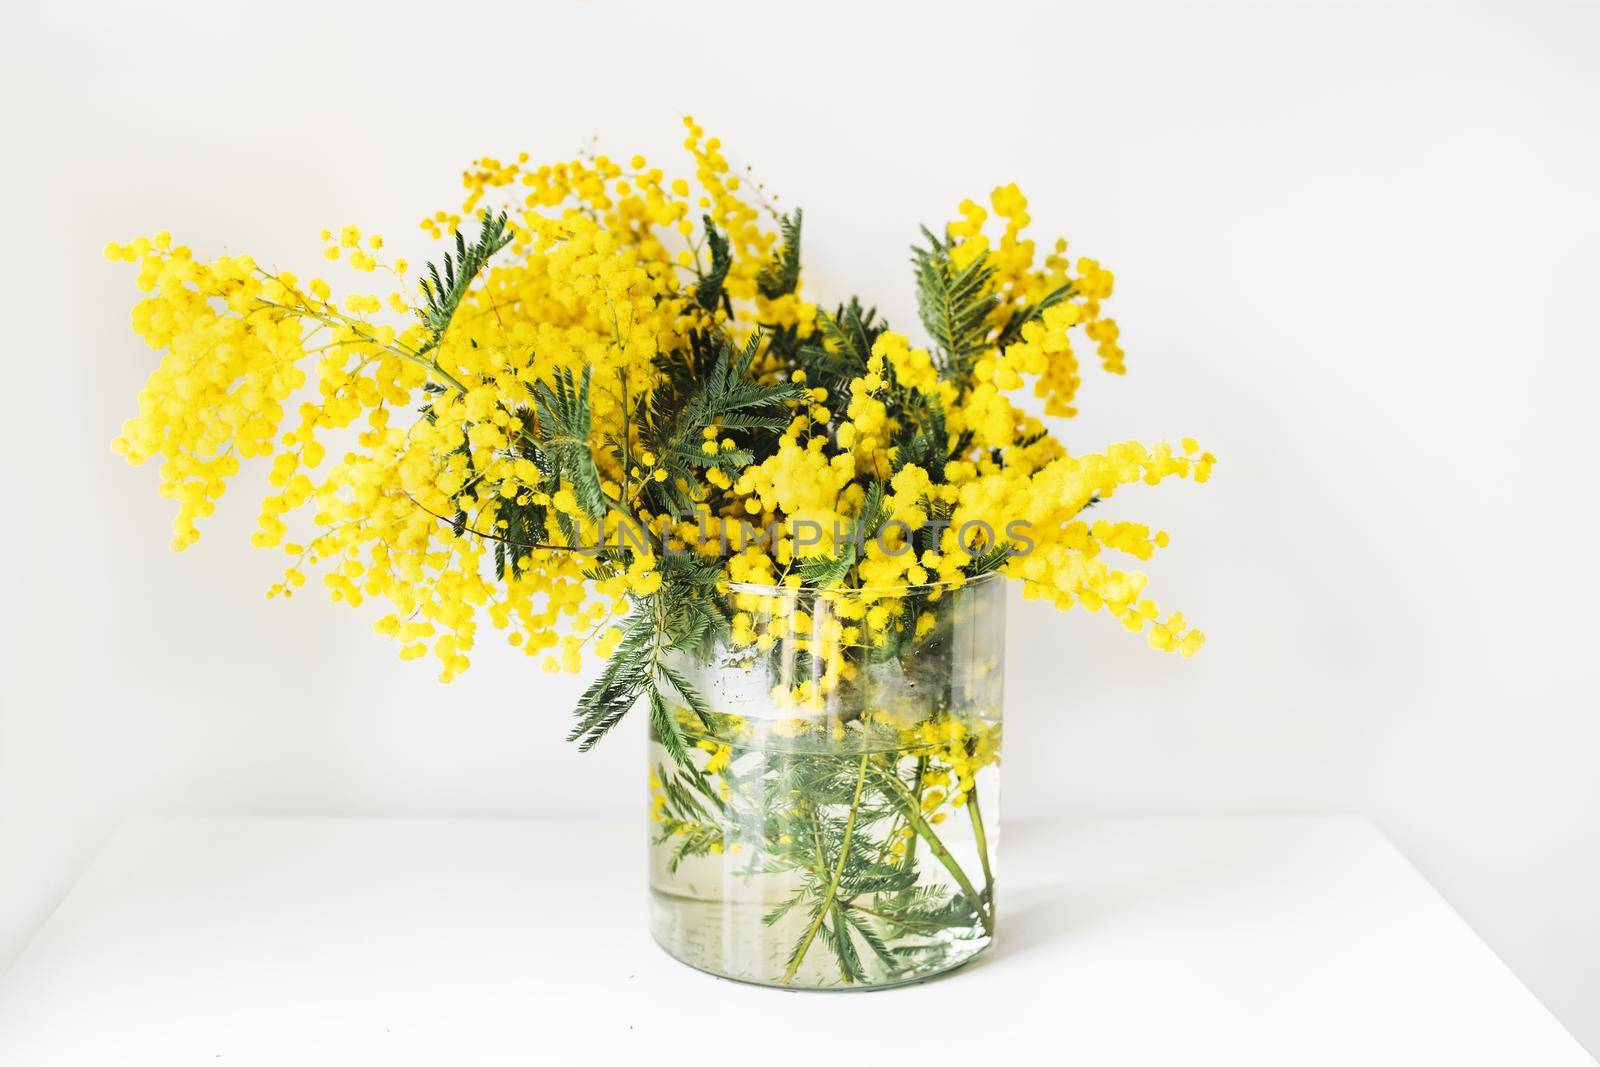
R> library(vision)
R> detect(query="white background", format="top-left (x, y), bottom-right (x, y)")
top-left (3, 0), bottom-right (1597, 1055)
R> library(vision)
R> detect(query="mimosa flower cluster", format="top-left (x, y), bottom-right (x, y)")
top-left (106, 119), bottom-right (1212, 747)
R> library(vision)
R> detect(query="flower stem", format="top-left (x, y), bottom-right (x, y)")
top-left (870, 762), bottom-right (993, 936)
top-left (780, 753), bottom-right (870, 986)
top-left (965, 787), bottom-right (995, 907)
top-left (899, 755), bottom-right (928, 871)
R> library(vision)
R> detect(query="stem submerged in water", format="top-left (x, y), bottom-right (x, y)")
top-left (965, 786), bottom-right (995, 908)
top-left (780, 752), bottom-right (871, 986)
top-left (899, 754), bottom-right (928, 871)
top-left (870, 760), bottom-right (993, 937)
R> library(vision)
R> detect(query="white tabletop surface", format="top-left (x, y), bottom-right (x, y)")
top-left (0, 816), bottom-right (1589, 1066)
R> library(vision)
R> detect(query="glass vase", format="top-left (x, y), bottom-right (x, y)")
top-left (647, 572), bottom-right (1004, 989)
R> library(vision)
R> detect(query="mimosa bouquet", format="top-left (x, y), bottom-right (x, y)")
top-left (106, 119), bottom-right (1212, 987)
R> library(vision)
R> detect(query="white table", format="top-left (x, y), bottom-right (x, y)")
top-left (0, 817), bottom-right (1589, 1066)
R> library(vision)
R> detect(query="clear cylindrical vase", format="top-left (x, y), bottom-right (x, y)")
top-left (647, 572), bottom-right (1004, 989)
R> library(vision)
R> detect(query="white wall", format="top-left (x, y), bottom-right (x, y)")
top-left (5, 0), bottom-right (1597, 1053)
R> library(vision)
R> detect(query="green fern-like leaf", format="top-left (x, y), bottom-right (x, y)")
top-left (892, 391), bottom-right (952, 481)
top-left (654, 333), bottom-right (808, 473)
top-left (796, 298), bottom-right (885, 396)
top-left (656, 660), bottom-right (712, 729)
top-left (912, 227), bottom-right (999, 380)
top-left (799, 549), bottom-right (856, 588)
top-left (963, 542), bottom-right (1014, 577)
top-left (647, 688), bottom-right (688, 766)
top-left (757, 209), bottom-right (803, 299)
top-left (995, 280), bottom-right (1076, 348)
top-left (416, 209), bottom-right (513, 352)
top-left (696, 216), bottom-right (732, 312)
top-left (529, 366), bottom-right (607, 521)
top-left (568, 610), bottom-right (655, 751)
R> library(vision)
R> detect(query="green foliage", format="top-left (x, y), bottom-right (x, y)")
top-left (995, 279), bottom-right (1075, 348)
top-left (647, 689), bottom-right (688, 765)
top-left (796, 297), bottom-right (885, 399)
top-left (655, 756), bottom-right (731, 871)
top-left (416, 209), bottom-right (513, 351)
top-left (684, 333), bottom-right (808, 436)
top-left (856, 478), bottom-right (886, 539)
top-left (756, 209), bottom-right (803, 299)
top-left (568, 610), bottom-right (657, 751)
top-left (912, 227), bottom-right (999, 381)
top-left (529, 366), bottom-right (608, 521)
top-left (568, 553), bottom-right (728, 753)
top-left (797, 550), bottom-right (856, 588)
top-left (963, 542), bottom-right (1014, 577)
top-left (891, 390), bottom-right (952, 481)
top-left (636, 332), bottom-right (808, 516)
top-left (695, 216), bottom-right (732, 312)
top-left (491, 499), bottom-right (549, 579)
top-left (796, 481), bottom-right (884, 588)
